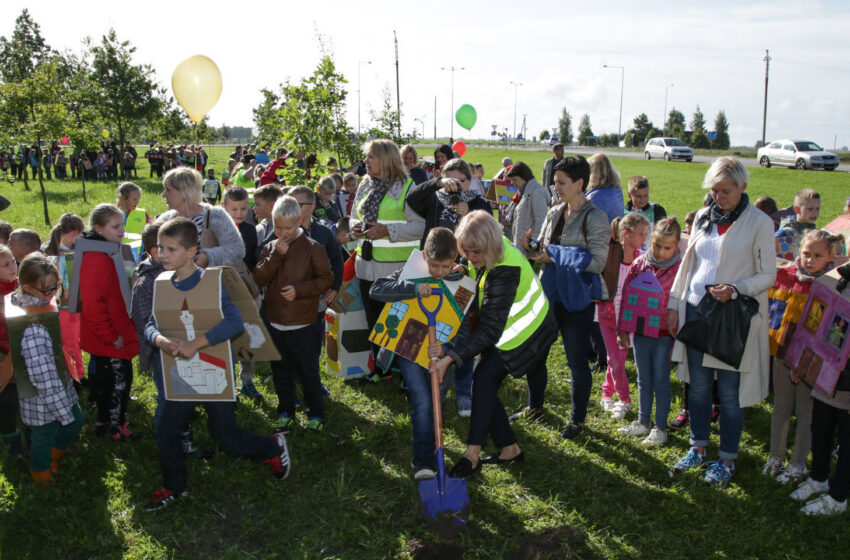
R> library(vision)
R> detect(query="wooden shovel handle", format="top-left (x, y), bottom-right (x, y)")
top-left (429, 325), bottom-right (443, 450)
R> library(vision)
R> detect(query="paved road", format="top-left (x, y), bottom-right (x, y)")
top-left (436, 143), bottom-right (850, 173)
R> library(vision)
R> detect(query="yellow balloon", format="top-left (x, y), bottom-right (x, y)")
top-left (171, 55), bottom-right (223, 124)
top-left (101, 129), bottom-right (109, 139)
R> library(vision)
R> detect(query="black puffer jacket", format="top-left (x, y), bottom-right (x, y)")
top-left (446, 264), bottom-right (557, 377)
top-left (406, 178), bottom-right (494, 249)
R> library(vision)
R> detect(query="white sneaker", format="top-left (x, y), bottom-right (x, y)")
top-left (642, 427), bottom-right (668, 446)
top-left (600, 397), bottom-right (614, 412)
top-left (761, 456), bottom-right (784, 478)
top-left (801, 493), bottom-right (848, 516)
top-left (610, 401), bottom-right (633, 421)
top-left (618, 420), bottom-right (650, 437)
top-left (776, 463), bottom-right (808, 485)
top-left (790, 477), bottom-right (829, 502)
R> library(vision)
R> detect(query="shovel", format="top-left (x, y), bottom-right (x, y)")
top-left (415, 286), bottom-right (470, 535)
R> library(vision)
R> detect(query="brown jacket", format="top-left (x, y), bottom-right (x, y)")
top-left (253, 232), bottom-right (333, 326)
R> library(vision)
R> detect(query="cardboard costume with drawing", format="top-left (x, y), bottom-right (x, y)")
top-left (325, 255), bottom-right (373, 379)
top-left (368, 250), bottom-right (476, 369)
top-left (153, 267), bottom-right (279, 402)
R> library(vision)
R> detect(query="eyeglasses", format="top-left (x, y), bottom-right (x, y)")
top-left (32, 283), bottom-right (60, 296)
top-left (298, 202), bottom-right (314, 207)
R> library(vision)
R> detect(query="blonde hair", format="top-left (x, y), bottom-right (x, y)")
top-left (651, 216), bottom-right (682, 243)
top-left (627, 175), bottom-right (649, 194)
top-left (587, 153), bottom-right (620, 190)
top-left (612, 212), bottom-right (649, 244)
top-left (801, 229), bottom-right (839, 255)
top-left (702, 156), bottom-right (748, 190)
top-left (318, 176), bottom-right (336, 193)
top-left (795, 188), bottom-right (821, 206)
top-left (362, 139), bottom-right (408, 186)
top-left (455, 210), bottom-right (504, 269)
top-left (272, 195), bottom-right (301, 222)
top-left (400, 144), bottom-right (418, 162)
top-left (163, 167), bottom-right (203, 205)
top-left (116, 181), bottom-right (141, 203)
top-left (88, 203), bottom-right (123, 231)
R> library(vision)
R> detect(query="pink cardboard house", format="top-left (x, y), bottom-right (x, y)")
top-left (619, 269), bottom-right (664, 338)
top-left (784, 268), bottom-right (850, 395)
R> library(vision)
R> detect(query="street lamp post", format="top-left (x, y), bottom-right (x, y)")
top-left (440, 66), bottom-right (465, 142)
top-left (509, 81), bottom-right (522, 140)
top-left (663, 83), bottom-right (674, 135)
top-left (357, 60), bottom-right (372, 136)
top-left (602, 64), bottom-right (624, 146)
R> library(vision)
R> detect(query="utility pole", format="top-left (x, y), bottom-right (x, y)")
top-left (510, 81), bottom-right (522, 139)
top-left (663, 83), bottom-right (674, 135)
top-left (357, 60), bottom-right (372, 136)
top-left (394, 31), bottom-right (401, 139)
top-left (433, 96), bottom-right (437, 140)
top-left (441, 66), bottom-right (465, 143)
top-left (761, 49), bottom-right (771, 147)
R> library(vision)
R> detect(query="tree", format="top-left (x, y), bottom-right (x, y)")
top-left (0, 9), bottom-right (54, 83)
top-left (369, 85), bottom-right (402, 142)
top-left (631, 113), bottom-right (655, 144)
top-left (665, 108), bottom-right (686, 136)
top-left (577, 114), bottom-right (594, 146)
top-left (691, 128), bottom-right (710, 149)
top-left (539, 130), bottom-right (550, 140)
top-left (87, 29), bottom-right (163, 150)
top-left (690, 105), bottom-right (706, 133)
top-left (558, 108), bottom-right (572, 145)
top-left (714, 110), bottom-right (730, 149)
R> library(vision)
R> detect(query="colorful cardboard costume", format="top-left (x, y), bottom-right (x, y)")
top-left (824, 216), bottom-right (850, 257)
top-left (767, 259), bottom-right (812, 358)
top-left (784, 267), bottom-right (850, 395)
top-left (67, 238), bottom-right (135, 314)
top-left (776, 234), bottom-right (796, 261)
top-left (368, 250), bottom-right (476, 369)
top-left (484, 179), bottom-right (518, 205)
top-left (618, 269), bottom-right (664, 338)
top-left (325, 256), bottom-right (372, 379)
top-left (153, 267), bottom-right (279, 401)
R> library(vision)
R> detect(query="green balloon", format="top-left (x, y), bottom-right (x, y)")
top-left (455, 104), bottom-right (477, 131)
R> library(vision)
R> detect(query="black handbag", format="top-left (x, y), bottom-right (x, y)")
top-left (676, 285), bottom-right (759, 369)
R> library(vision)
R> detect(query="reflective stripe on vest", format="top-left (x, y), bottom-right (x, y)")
top-left (356, 178), bottom-right (417, 262)
top-left (478, 237), bottom-right (549, 351)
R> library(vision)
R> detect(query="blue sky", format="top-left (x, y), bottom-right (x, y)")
top-left (5, 1), bottom-right (850, 147)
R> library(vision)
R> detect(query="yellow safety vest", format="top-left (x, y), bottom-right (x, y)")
top-left (123, 209), bottom-right (146, 258)
top-left (477, 237), bottom-right (549, 351)
top-left (356, 178), bottom-right (419, 263)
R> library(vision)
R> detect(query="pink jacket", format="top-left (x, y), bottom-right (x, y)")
top-left (617, 253), bottom-right (681, 338)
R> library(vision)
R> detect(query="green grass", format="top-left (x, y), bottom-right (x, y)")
top-left (0, 147), bottom-right (849, 559)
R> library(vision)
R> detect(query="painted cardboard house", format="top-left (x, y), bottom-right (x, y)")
top-left (618, 269), bottom-right (664, 338)
top-left (368, 250), bottom-right (477, 369)
top-left (784, 267), bottom-right (850, 395)
top-left (325, 255), bottom-right (373, 379)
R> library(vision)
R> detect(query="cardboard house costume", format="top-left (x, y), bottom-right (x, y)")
top-left (325, 256), bottom-right (372, 379)
top-left (68, 238), bottom-right (136, 314)
top-left (767, 258), bottom-right (811, 358)
top-left (368, 250), bottom-right (476, 369)
top-left (153, 267), bottom-right (279, 401)
top-left (618, 269), bottom-right (664, 338)
top-left (784, 267), bottom-right (850, 395)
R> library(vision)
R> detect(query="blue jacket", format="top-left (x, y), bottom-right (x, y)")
top-left (585, 185), bottom-right (624, 225)
top-left (541, 245), bottom-right (602, 312)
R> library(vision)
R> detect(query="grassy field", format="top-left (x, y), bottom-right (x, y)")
top-left (0, 147), bottom-right (849, 559)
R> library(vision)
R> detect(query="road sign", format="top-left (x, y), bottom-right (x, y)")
top-left (707, 131), bottom-right (718, 140)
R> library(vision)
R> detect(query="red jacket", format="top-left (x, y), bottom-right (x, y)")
top-left (259, 158), bottom-right (285, 186)
top-left (79, 250), bottom-right (139, 360)
top-left (0, 279), bottom-right (18, 355)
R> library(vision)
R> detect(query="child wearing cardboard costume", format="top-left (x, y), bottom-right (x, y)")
top-left (12, 254), bottom-right (85, 486)
top-left (143, 217), bottom-right (291, 511)
top-left (763, 230), bottom-right (838, 484)
top-left (253, 196), bottom-right (333, 433)
top-left (79, 204), bottom-right (140, 440)
top-left (369, 227), bottom-right (460, 480)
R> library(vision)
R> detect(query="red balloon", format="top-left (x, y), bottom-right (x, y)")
top-left (452, 141), bottom-right (466, 158)
top-left (61, 136), bottom-right (69, 145)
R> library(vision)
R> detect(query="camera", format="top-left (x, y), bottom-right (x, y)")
top-left (528, 238), bottom-right (542, 253)
top-left (448, 193), bottom-right (461, 206)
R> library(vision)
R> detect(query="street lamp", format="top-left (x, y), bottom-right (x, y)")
top-left (357, 60), bottom-right (372, 136)
top-left (441, 66), bottom-right (465, 142)
top-left (663, 83), bottom-right (674, 135)
top-left (509, 81), bottom-right (522, 140)
top-left (602, 64), bottom-right (624, 147)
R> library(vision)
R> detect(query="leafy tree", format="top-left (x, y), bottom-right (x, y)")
top-left (645, 127), bottom-right (660, 144)
top-left (539, 130), bottom-right (550, 140)
top-left (253, 88), bottom-right (283, 145)
top-left (714, 110), bottom-right (730, 149)
top-left (690, 105), bottom-right (706, 133)
top-left (369, 85), bottom-right (402, 143)
top-left (691, 128), bottom-right (710, 149)
top-left (558, 108), bottom-right (572, 145)
top-left (665, 108), bottom-right (686, 136)
top-left (87, 29), bottom-right (163, 150)
top-left (631, 113), bottom-right (655, 144)
top-left (0, 9), bottom-right (54, 83)
top-left (577, 114), bottom-right (594, 146)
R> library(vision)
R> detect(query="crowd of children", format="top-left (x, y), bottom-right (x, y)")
top-left (0, 149), bottom-right (848, 521)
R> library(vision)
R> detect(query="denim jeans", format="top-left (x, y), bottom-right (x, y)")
top-left (454, 359), bottom-right (474, 401)
top-left (151, 355), bottom-right (166, 432)
top-left (553, 302), bottom-right (595, 424)
top-left (156, 400), bottom-right (278, 493)
top-left (398, 356), bottom-right (450, 465)
top-left (633, 335), bottom-right (674, 427)
top-left (685, 304), bottom-right (744, 459)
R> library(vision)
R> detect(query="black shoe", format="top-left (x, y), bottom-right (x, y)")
top-left (560, 423), bottom-right (584, 440)
top-left (480, 451), bottom-right (525, 465)
top-left (448, 457), bottom-right (481, 478)
top-left (508, 407), bottom-right (544, 423)
top-left (668, 410), bottom-right (689, 431)
top-left (143, 488), bottom-right (188, 512)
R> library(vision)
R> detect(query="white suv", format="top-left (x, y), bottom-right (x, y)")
top-left (757, 139), bottom-right (839, 171)
top-left (644, 137), bottom-right (693, 162)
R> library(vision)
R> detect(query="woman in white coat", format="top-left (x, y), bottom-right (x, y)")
top-left (667, 156), bottom-right (776, 488)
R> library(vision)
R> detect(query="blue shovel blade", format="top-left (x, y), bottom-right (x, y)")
top-left (417, 449), bottom-right (470, 527)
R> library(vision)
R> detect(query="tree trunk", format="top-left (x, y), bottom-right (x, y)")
top-left (37, 166), bottom-right (50, 226)
top-left (22, 165), bottom-right (30, 191)
top-left (81, 160), bottom-right (87, 203)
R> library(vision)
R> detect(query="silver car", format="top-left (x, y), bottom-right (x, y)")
top-left (757, 139), bottom-right (839, 171)
top-left (644, 137), bottom-right (693, 162)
